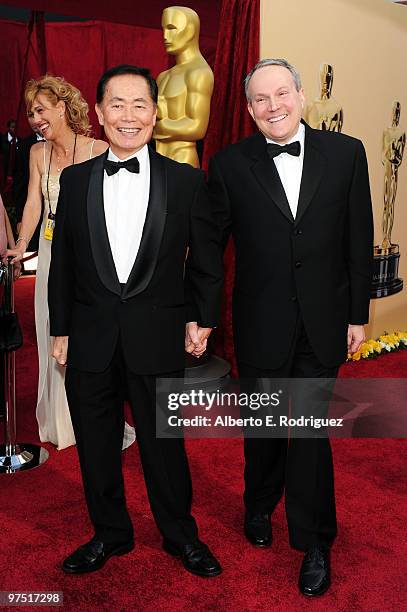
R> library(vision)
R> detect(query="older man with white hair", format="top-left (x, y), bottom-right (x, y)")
top-left (208, 58), bottom-right (373, 596)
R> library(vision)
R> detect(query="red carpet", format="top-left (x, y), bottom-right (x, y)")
top-left (1, 276), bottom-right (406, 611)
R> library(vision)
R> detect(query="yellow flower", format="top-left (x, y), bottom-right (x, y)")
top-left (397, 332), bottom-right (407, 346)
top-left (347, 330), bottom-right (405, 363)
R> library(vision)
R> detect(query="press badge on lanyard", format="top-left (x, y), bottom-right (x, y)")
top-left (44, 212), bottom-right (55, 241)
top-left (45, 134), bottom-right (77, 241)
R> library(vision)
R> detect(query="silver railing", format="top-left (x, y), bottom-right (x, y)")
top-left (0, 259), bottom-right (48, 474)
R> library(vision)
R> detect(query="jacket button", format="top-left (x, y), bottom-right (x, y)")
top-left (291, 296), bottom-right (297, 302)
top-left (295, 261), bottom-right (302, 268)
top-left (294, 229), bottom-right (303, 236)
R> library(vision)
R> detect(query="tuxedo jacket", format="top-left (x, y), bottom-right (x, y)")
top-left (208, 122), bottom-right (374, 369)
top-left (48, 147), bottom-right (223, 374)
top-left (1, 132), bottom-right (15, 177)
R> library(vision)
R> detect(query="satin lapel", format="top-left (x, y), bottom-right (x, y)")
top-left (295, 125), bottom-right (326, 225)
top-left (251, 158), bottom-right (294, 223)
top-left (123, 148), bottom-right (167, 300)
top-left (243, 132), bottom-right (294, 223)
top-left (87, 151), bottom-right (121, 296)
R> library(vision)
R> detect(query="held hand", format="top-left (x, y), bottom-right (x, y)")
top-left (185, 322), bottom-right (200, 354)
top-left (347, 324), bottom-right (365, 354)
top-left (185, 322), bottom-right (196, 354)
top-left (52, 336), bottom-right (69, 366)
top-left (185, 322), bottom-right (212, 357)
top-left (193, 327), bottom-right (212, 357)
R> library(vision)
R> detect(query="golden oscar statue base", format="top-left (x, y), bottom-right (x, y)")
top-left (371, 244), bottom-right (403, 298)
top-left (185, 353), bottom-right (231, 391)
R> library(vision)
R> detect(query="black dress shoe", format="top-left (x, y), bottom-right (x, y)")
top-left (244, 513), bottom-right (272, 547)
top-left (298, 545), bottom-right (331, 596)
top-left (163, 539), bottom-right (222, 577)
top-left (62, 538), bottom-right (134, 574)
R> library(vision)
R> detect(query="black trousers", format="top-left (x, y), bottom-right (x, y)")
top-left (238, 317), bottom-right (339, 552)
top-left (65, 342), bottom-right (198, 547)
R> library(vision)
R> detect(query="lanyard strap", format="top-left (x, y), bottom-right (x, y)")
top-left (47, 133), bottom-right (77, 217)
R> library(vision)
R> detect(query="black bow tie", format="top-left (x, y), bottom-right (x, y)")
top-left (104, 157), bottom-right (140, 176)
top-left (267, 141), bottom-right (301, 159)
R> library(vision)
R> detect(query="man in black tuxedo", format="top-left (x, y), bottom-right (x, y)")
top-left (208, 59), bottom-right (373, 596)
top-left (1, 119), bottom-right (18, 185)
top-left (48, 65), bottom-right (223, 577)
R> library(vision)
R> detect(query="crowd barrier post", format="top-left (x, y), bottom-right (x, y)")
top-left (0, 260), bottom-right (49, 474)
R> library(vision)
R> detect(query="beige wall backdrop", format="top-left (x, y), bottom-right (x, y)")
top-left (261, 0), bottom-right (407, 338)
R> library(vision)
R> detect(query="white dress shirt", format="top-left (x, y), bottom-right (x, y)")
top-left (266, 123), bottom-right (305, 219)
top-left (103, 144), bottom-right (150, 283)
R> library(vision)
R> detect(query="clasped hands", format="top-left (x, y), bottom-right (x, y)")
top-left (185, 322), bottom-right (212, 357)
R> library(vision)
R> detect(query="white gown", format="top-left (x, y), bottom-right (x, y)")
top-left (35, 142), bottom-right (136, 450)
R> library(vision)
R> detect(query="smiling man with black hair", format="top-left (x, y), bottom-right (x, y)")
top-left (49, 64), bottom-right (223, 578)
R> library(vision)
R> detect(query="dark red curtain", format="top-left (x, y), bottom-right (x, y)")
top-left (203, 0), bottom-right (260, 374)
top-left (0, 0), bottom-right (221, 36)
top-left (0, 18), bottom-right (218, 139)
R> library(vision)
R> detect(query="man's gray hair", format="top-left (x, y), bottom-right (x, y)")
top-left (244, 59), bottom-right (302, 101)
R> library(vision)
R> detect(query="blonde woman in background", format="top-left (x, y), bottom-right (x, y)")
top-left (7, 75), bottom-right (135, 450)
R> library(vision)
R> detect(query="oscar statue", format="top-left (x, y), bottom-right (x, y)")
top-left (154, 6), bottom-right (229, 385)
top-left (372, 101), bottom-right (406, 298)
top-left (154, 6), bottom-right (214, 168)
top-left (306, 63), bottom-right (343, 132)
